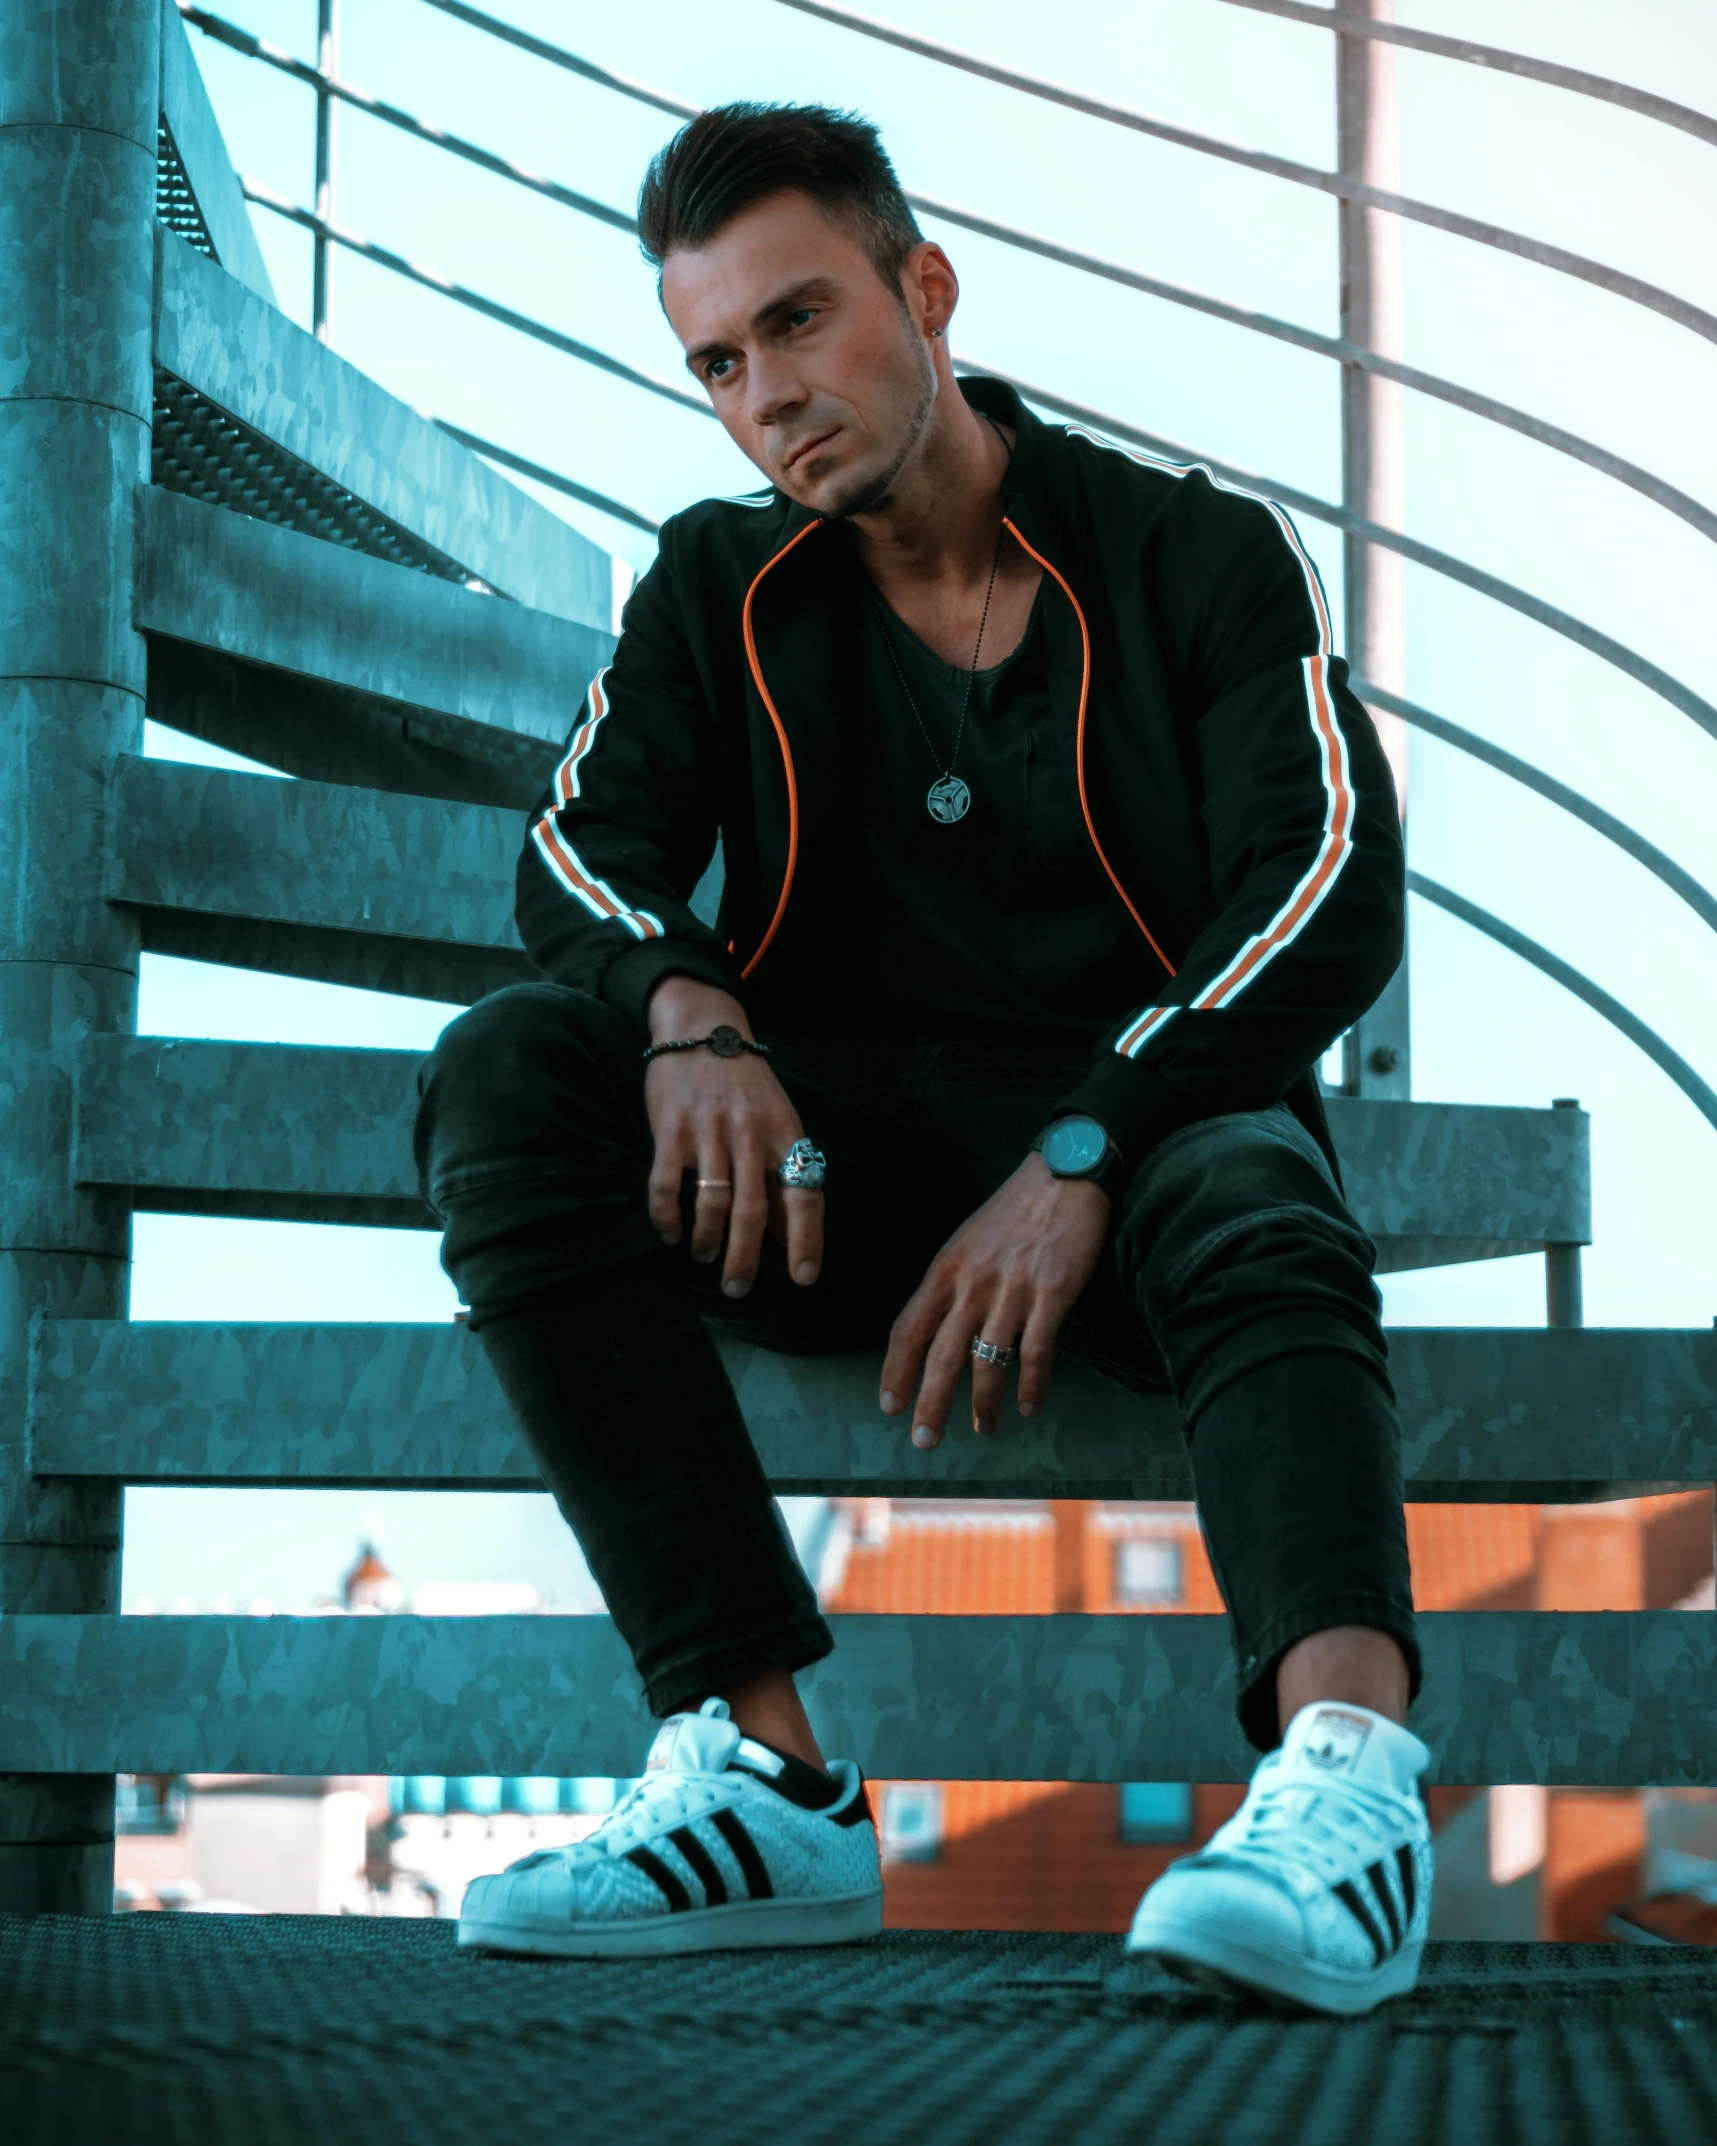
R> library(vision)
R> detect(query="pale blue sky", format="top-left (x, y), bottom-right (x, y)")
top-left (126, 1), bottom-right (1717, 1607)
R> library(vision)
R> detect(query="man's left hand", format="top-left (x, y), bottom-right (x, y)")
top-left (880, 1154), bottom-right (1111, 1447)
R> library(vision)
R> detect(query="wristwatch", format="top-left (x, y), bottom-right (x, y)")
top-left (1031, 1115), bottom-right (1129, 1202)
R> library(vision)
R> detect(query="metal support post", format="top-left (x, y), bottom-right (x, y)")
top-left (0, 0), bottom-right (157, 1911)
top-left (1545, 1099), bottom-right (1586, 1328)
top-left (313, 0), bottom-right (340, 341)
top-left (1337, 0), bottom-right (1412, 1099)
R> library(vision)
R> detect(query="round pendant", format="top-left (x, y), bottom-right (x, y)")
top-left (927, 775), bottom-right (972, 824)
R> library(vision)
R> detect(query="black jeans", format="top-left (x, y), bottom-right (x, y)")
top-left (414, 983), bottom-right (1419, 1750)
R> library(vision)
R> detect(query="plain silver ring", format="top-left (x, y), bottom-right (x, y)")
top-left (695, 1178), bottom-right (732, 1190)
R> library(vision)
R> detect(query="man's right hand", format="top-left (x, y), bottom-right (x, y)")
top-left (643, 976), bottom-right (823, 1299)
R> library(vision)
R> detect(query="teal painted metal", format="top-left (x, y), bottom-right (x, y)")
top-left (155, 231), bottom-right (612, 622)
top-left (68, 1035), bottom-right (1592, 1260)
top-left (74, 1037), bottom-right (431, 1227)
top-left (3, 1609), bottom-right (1715, 1784)
top-left (107, 756), bottom-right (526, 1001)
top-left (433, 419), bottom-right (660, 537)
top-left (146, 638), bottom-right (559, 809)
top-left (0, 0), bottom-right (161, 1915)
top-left (26, 1321), bottom-right (1717, 1502)
top-left (137, 483), bottom-right (614, 768)
top-left (157, 0), bottom-right (278, 306)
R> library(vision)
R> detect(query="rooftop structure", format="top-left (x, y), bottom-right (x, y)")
top-left (2, 0), bottom-right (1715, 2128)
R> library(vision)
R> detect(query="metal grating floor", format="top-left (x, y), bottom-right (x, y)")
top-left (3, 1917), bottom-right (1715, 2145)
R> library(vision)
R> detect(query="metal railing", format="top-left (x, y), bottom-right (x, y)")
top-left (176, 0), bottom-right (1716, 1130)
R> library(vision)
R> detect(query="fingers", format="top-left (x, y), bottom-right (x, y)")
top-left (683, 1134), bottom-right (739, 1266)
top-left (968, 1312), bottom-right (1023, 1436)
top-left (1014, 1301), bottom-right (1059, 1419)
top-left (720, 1140), bottom-right (771, 1298)
top-left (909, 1301), bottom-right (984, 1451)
top-left (648, 1124), bottom-right (694, 1244)
top-left (880, 1274), bottom-right (947, 1427)
top-left (780, 1179), bottom-right (825, 1287)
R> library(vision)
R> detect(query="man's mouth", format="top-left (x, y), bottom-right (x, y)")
top-left (783, 429), bottom-right (837, 474)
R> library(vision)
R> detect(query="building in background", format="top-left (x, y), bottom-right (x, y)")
top-left (115, 1539), bottom-right (633, 1917)
top-left (822, 1492), bottom-right (1717, 1943)
top-left (115, 1500), bottom-right (1716, 1936)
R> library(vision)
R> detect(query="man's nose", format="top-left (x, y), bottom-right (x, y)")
top-left (744, 351), bottom-right (808, 433)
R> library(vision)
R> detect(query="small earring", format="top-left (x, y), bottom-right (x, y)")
top-left (930, 325), bottom-right (945, 339)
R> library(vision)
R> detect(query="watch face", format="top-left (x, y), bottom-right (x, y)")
top-left (1043, 1116), bottom-right (1108, 1176)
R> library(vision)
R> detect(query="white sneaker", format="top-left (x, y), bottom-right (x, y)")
top-left (456, 1698), bottom-right (883, 1957)
top-left (1125, 1701), bottom-right (1433, 2015)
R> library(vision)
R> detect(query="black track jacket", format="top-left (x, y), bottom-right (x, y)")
top-left (516, 376), bottom-right (1405, 1180)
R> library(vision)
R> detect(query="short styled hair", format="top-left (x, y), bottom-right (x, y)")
top-left (637, 102), bottom-right (924, 293)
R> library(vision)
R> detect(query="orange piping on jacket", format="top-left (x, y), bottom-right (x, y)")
top-left (737, 517), bottom-right (825, 979)
top-left (1002, 518), bottom-right (1177, 982)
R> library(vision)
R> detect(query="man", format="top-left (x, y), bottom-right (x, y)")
top-left (415, 102), bottom-right (1430, 2013)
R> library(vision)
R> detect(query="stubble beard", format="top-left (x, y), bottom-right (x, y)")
top-left (820, 335), bottom-right (937, 522)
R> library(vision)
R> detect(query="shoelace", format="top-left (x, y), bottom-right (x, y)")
top-left (1210, 1765), bottom-right (1412, 1889)
top-left (509, 1768), bottom-right (725, 1872)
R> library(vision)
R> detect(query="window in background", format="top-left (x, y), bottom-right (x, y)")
top-left (880, 1783), bottom-right (944, 1863)
top-left (1113, 1536), bottom-right (1185, 1608)
top-left (1118, 1781), bottom-right (1194, 1844)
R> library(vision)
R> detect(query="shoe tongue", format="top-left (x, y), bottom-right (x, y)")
top-left (645, 1698), bottom-right (743, 1778)
top-left (1281, 1702), bottom-right (1429, 1791)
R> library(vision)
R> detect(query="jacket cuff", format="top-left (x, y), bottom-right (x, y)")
top-left (1053, 1053), bottom-right (1211, 1181)
top-left (599, 937), bottom-right (747, 1031)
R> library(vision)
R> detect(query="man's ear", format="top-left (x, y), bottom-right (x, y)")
top-left (904, 240), bottom-right (960, 340)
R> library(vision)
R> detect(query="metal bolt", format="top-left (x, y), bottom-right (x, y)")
top-left (1368, 1045), bottom-right (1403, 1073)
top-left (1552, 1097), bottom-right (1581, 1111)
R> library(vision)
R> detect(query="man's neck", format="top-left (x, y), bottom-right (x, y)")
top-left (847, 384), bottom-right (1009, 600)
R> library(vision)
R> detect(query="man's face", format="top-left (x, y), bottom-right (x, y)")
top-left (661, 190), bottom-right (943, 517)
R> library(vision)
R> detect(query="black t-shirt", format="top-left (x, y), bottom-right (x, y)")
top-left (796, 540), bottom-right (1148, 1046)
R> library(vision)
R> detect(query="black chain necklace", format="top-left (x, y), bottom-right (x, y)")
top-left (869, 523), bottom-right (1002, 825)
top-left (869, 418), bottom-right (1013, 825)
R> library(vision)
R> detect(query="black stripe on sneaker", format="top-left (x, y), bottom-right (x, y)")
top-left (1395, 1842), bottom-right (1418, 1924)
top-left (625, 1846), bottom-right (690, 1912)
top-left (668, 1825), bottom-right (727, 1908)
top-left (1332, 1878), bottom-right (1388, 1964)
top-left (711, 1806), bottom-right (773, 1900)
top-left (1365, 1858), bottom-right (1404, 1950)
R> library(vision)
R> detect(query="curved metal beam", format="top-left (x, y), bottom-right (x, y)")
top-left (1408, 872), bottom-right (1717, 1137)
top-left (416, 0), bottom-right (697, 119)
top-left (181, 7), bottom-right (639, 234)
top-left (758, 0), bottom-right (1717, 350)
top-left (1209, 0), bottom-right (1717, 152)
top-left (188, 4), bottom-right (1717, 550)
top-left (431, 421), bottom-right (661, 536)
top-left (232, 180), bottom-right (1717, 751)
top-left (918, 198), bottom-right (1717, 547)
top-left (1354, 682), bottom-right (1717, 940)
top-left (241, 184), bottom-right (709, 417)
top-left (973, 365), bottom-right (1717, 746)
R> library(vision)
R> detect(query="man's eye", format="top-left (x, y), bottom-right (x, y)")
top-left (786, 307), bottom-right (816, 329)
top-left (706, 357), bottom-right (733, 381)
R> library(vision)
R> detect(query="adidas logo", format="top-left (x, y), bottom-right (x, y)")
top-left (1302, 1707), bottom-right (1374, 1774)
